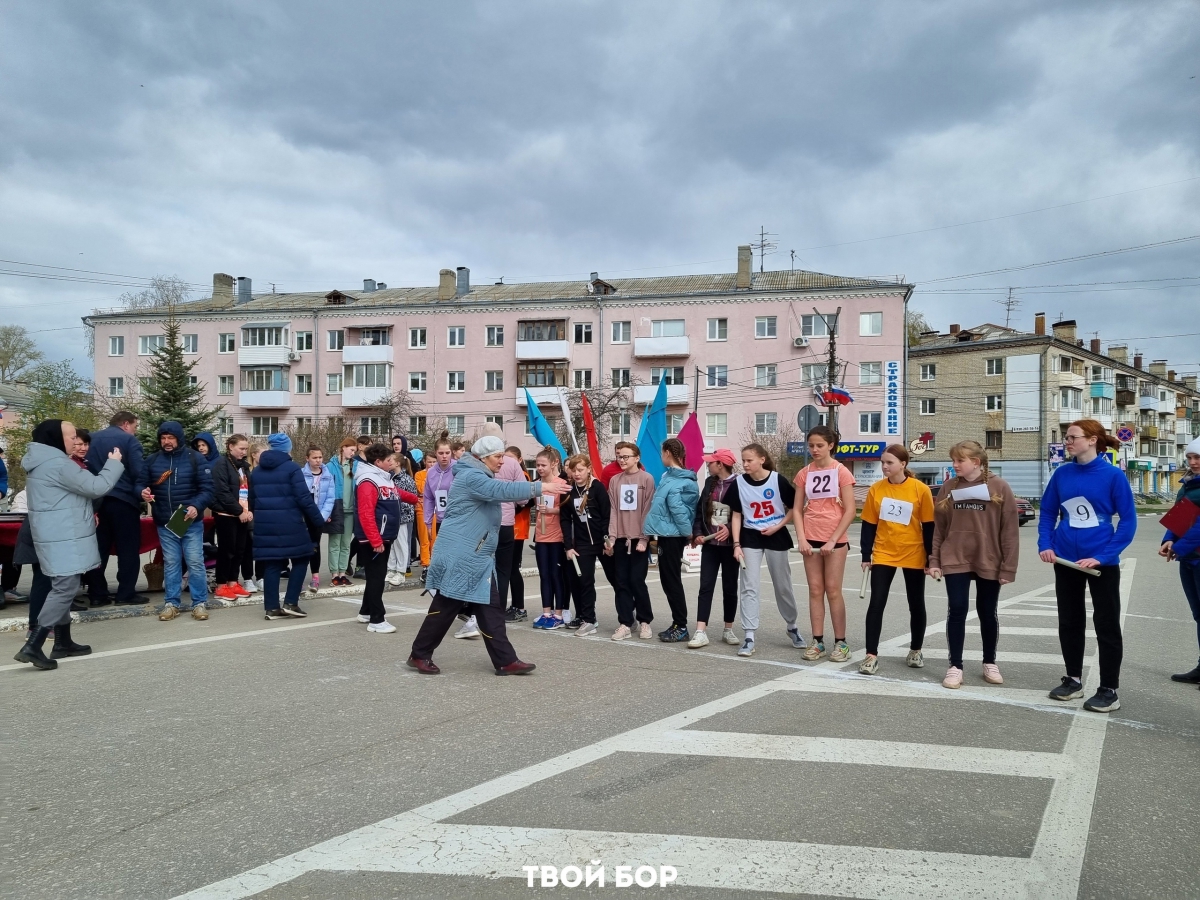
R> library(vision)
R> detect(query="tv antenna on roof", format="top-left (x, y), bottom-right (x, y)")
top-left (993, 287), bottom-right (1021, 329)
top-left (750, 226), bottom-right (778, 273)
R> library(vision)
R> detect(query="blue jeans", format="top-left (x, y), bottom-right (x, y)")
top-left (262, 557), bottom-right (310, 610)
top-left (158, 521), bottom-right (207, 607)
top-left (1181, 563), bottom-right (1200, 662)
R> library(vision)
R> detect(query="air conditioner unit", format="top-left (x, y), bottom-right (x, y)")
top-left (287, 350), bottom-right (301, 362)
top-left (793, 336), bottom-right (809, 348)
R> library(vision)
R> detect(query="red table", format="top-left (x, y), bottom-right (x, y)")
top-left (0, 516), bottom-right (214, 559)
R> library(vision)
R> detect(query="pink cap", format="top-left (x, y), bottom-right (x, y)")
top-left (703, 448), bottom-right (737, 466)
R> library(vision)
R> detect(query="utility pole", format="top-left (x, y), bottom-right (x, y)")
top-left (693, 365), bottom-right (700, 413)
top-left (818, 305), bottom-right (842, 434)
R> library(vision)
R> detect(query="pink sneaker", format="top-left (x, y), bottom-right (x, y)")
top-left (982, 663), bottom-right (1004, 684)
top-left (942, 666), bottom-right (963, 689)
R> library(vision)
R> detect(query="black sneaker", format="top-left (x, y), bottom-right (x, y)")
top-left (264, 608), bottom-right (289, 620)
top-left (1170, 664), bottom-right (1200, 684)
top-left (505, 607), bottom-right (528, 622)
top-left (420, 570), bottom-right (427, 584)
top-left (1083, 687), bottom-right (1120, 713)
top-left (658, 624), bottom-right (690, 643)
top-left (1049, 676), bottom-right (1084, 701)
top-left (282, 604), bottom-right (308, 618)
top-left (115, 594), bottom-right (152, 605)
top-left (90, 595), bottom-right (114, 608)
top-left (563, 617), bottom-right (584, 630)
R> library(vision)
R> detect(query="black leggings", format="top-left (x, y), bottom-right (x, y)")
top-left (566, 548), bottom-right (600, 624)
top-left (535, 541), bottom-right (567, 610)
top-left (215, 515), bottom-right (250, 583)
top-left (945, 572), bottom-right (1000, 669)
top-left (697, 543), bottom-right (739, 625)
top-left (508, 539), bottom-right (526, 609)
top-left (657, 536), bottom-right (689, 628)
top-left (1056, 564), bottom-right (1123, 690)
top-left (865, 565), bottom-right (927, 655)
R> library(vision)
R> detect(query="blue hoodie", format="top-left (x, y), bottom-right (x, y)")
top-left (191, 431), bottom-right (221, 463)
top-left (644, 466), bottom-right (702, 538)
top-left (1165, 473), bottom-right (1200, 566)
top-left (1037, 455), bottom-right (1136, 566)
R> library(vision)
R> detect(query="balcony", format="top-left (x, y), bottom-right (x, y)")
top-left (1115, 389), bottom-right (1136, 407)
top-left (238, 346), bottom-right (292, 367)
top-left (633, 384), bottom-right (690, 405)
top-left (1089, 382), bottom-right (1115, 400)
top-left (515, 386), bottom-right (564, 407)
top-left (633, 336), bottom-right (690, 358)
top-left (1142, 425), bottom-right (1159, 439)
top-left (342, 344), bottom-right (394, 364)
top-left (1059, 408), bottom-right (1083, 423)
top-left (1157, 398), bottom-right (1175, 415)
top-left (515, 340), bottom-right (571, 361)
top-left (341, 386), bottom-right (390, 407)
top-left (1139, 395), bottom-right (1157, 411)
top-left (238, 390), bottom-right (290, 409)
top-left (1177, 431), bottom-right (1191, 446)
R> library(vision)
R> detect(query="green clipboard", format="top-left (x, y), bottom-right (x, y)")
top-left (165, 505), bottom-right (191, 538)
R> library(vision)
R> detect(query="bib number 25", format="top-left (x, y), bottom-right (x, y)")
top-left (749, 500), bottom-right (777, 519)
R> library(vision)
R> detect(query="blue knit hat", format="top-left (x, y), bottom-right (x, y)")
top-left (267, 432), bottom-right (292, 453)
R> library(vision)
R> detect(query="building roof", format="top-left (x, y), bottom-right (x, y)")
top-left (0, 381), bottom-right (32, 413)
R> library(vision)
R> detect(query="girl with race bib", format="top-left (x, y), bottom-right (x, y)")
top-left (532, 447), bottom-right (570, 629)
top-left (792, 425), bottom-right (856, 662)
top-left (858, 444), bottom-right (935, 675)
top-left (605, 442), bottom-right (657, 641)
top-left (728, 443), bottom-right (804, 658)
top-left (1038, 419), bottom-right (1135, 713)
top-left (928, 440), bottom-right (1019, 690)
top-left (421, 433), bottom-right (456, 579)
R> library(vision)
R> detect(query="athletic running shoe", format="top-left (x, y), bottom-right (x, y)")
top-left (787, 627), bottom-right (806, 649)
top-left (829, 640), bottom-right (851, 663)
top-left (282, 604), bottom-right (307, 618)
top-left (658, 625), bottom-right (689, 642)
top-left (610, 624), bottom-right (632, 641)
top-left (231, 583), bottom-right (251, 598)
top-left (563, 617), bottom-right (584, 630)
top-left (454, 616), bottom-right (480, 639)
top-left (531, 615), bottom-right (557, 629)
top-left (737, 637), bottom-right (756, 658)
top-left (159, 605), bottom-right (180, 621)
top-left (638, 622), bottom-right (653, 640)
top-left (722, 628), bottom-right (739, 645)
top-left (801, 639), bottom-right (826, 661)
top-left (906, 649), bottom-right (925, 668)
top-left (191, 604), bottom-right (209, 621)
top-left (982, 663), bottom-right (1004, 684)
top-left (264, 608), bottom-right (288, 620)
top-left (505, 607), bottom-right (528, 623)
top-left (1049, 676), bottom-right (1084, 701)
top-left (942, 666), bottom-right (963, 689)
top-left (310, 575), bottom-right (320, 592)
top-left (575, 622), bottom-right (598, 637)
top-left (367, 620), bottom-right (396, 634)
top-left (356, 613), bottom-right (370, 623)
top-left (214, 584), bottom-right (240, 601)
top-left (241, 578), bottom-right (259, 593)
top-left (687, 630), bottom-right (710, 649)
top-left (859, 655), bottom-right (879, 675)
top-left (1083, 687), bottom-right (1120, 713)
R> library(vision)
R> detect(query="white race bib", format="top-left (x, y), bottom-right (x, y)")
top-left (573, 496), bottom-right (588, 519)
top-left (619, 485), bottom-right (639, 511)
top-left (1062, 496), bottom-right (1099, 528)
top-left (878, 497), bottom-right (913, 526)
top-left (434, 489), bottom-right (448, 511)
top-left (540, 492), bottom-right (555, 509)
top-left (805, 467), bottom-right (839, 500)
top-left (737, 473), bottom-right (787, 530)
top-left (951, 482), bottom-right (991, 503)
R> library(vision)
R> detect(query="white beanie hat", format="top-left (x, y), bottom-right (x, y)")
top-left (472, 435), bottom-right (506, 458)
top-left (1186, 437), bottom-right (1200, 457)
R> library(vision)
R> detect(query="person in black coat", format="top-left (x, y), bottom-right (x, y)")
top-left (248, 433), bottom-right (324, 619)
top-left (211, 433), bottom-right (254, 600)
top-left (561, 455), bottom-right (613, 637)
top-left (84, 410), bottom-right (147, 607)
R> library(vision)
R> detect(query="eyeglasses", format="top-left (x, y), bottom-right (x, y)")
top-left (615, 454), bottom-right (637, 460)
top-left (1063, 434), bottom-right (1087, 442)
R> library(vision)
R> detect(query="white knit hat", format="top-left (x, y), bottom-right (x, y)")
top-left (1186, 436), bottom-right (1200, 457)
top-left (472, 435), bottom-right (506, 458)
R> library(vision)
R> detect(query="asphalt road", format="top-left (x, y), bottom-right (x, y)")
top-left (3, 521), bottom-right (1198, 900)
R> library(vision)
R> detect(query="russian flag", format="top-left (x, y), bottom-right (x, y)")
top-left (820, 386), bottom-right (855, 406)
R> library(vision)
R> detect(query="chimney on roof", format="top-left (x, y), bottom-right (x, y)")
top-left (1168, 369), bottom-right (1176, 381)
top-left (1134, 353), bottom-right (1143, 370)
top-left (363, 279), bottom-right (376, 293)
top-left (236, 277), bottom-right (252, 305)
top-left (1107, 344), bottom-right (1128, 363)
top-left (438, 269), bottom-right (456, 301)
top-left (1149, 359), bottom-right (1167, 377)
top-left (1034, 312), bottom-right (1046, 336)
top-left (1051, 319), bottom-right (1076, 342)
top-left (1090, 338), bottom-right (1101, 354)
top-left (212, 273), bottom-right (234, 305)
top-left (590, 271), bottom-right (599, 282)
top-left (736, 245), bottom-right (752, 289)
top-left (1184, 375), bottom-right (1198, 391)
top-left (377, 282), bottom-right (386, 289)
top-left (456, 267), bottom-right (470, 297)
top-left (949, 324), bottom-right (960, 334)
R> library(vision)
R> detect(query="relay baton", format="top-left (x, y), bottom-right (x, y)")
top-left (1054, 557), bottom-right (1101, 578)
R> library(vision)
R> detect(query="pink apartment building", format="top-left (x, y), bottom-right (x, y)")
top-left (86, 247), bottom-right (912, 472)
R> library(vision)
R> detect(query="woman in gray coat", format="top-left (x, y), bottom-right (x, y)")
top-left (13, 420), bottom-right (124, 670)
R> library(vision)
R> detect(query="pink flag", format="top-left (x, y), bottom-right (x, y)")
top-left (678, 412), bottom-right (705, 472)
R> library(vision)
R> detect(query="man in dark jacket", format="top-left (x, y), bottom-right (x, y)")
top-left (85, 410), bottom-right (147, 606)
top-left (137, 420), bottom-right (214, 621)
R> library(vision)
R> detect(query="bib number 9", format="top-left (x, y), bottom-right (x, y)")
top-left (1062, 496), bottom-right (1099, 529)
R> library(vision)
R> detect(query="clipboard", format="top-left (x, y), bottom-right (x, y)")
top-left (1054, 557), bottom-right (1100, 577)
top-left (1161, 499), bottom-right (1200, 537)
top-left (165, 504), bottom-right (191, 538)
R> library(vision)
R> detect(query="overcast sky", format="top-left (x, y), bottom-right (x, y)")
top-left (1, 0), bottom-right (1197, 375)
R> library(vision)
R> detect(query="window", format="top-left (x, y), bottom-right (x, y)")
top-left (1158, 441), bottom-right (1170, 457)
top-left (573, 369), bottom-right (592, 389)
top-left (611, 412), bottom-right (631, 436)
top-left (801, 313), bottom-right (837, 338)
top-left (1060, 387), bottom-right (1082, 411)
top-left (487, 325), bottom-right (504, 347)
top-left (859, 312), bottom-right (883, 336)
top-left (138, 334), bottom-right (165, 355)
top-left (705, 413), bottom-right (728, 436)
top-left (651, 366), bottom-right (685, 386)
top-left (446, 416), bottom-right (465, 435)
top-left (216, 417), bottom-right (234, 437)
top-left (178, 334), bottom-right (197, 354)
top-left (409, 327), bottom-right (427, 349)
top-left (447, 371), bottom-right (466, 392)
top-left (706, 365), bottom-right (728, 388)
top-left (108, 335), bottom-right (124, 356)
top-left (611, 321), bottom-right (631, 343)
top-left (326, 416), bottom-right (345, 431)
top-left (295, 417), bottom-right (313, 429)
top-left (358, 417), bottom-right (383, 435)
top-left (1091, 397), bottom-right (1113, 415)
top-left (326, 329), bottom-right (344, 351)
top-left (485, 370), bottom-right (504, 392)
top-left (986, 394), bottom-right (1003, 411)
top-left (755, 413), bottom-right (778, 434)
top-left (409, 371), bottom-right (426, 392)
top-left (344, 364), bottom-right (390, 388)
top-left (295, 331), bottom-right (313, 351)
top-left (242, 368), bottom-right (285, 391)
top-left (138, 376), bottom-right (157, 395)
top-left (920, 399), bottom-right (937, 415)
top-left (358, 329), bottom-right (390, 346)
top-left (218, 375), bottom-right (234, 395)
top-left (1058, 356), bottom-right (1075, 373)
top-left (447, 326), bottom-right (466, 347)
top-left (518, 319), bottom-right (566, 341)
top-left (485, 415), bottom-right (504, 427)
top-left (611, 368), bottom-right (631, 388)
top-left (801, 364), bottom-right (825, 386)
top-left (188, 375), bottom-right (198, 387)
top-left (986, 358), bottom-right (1004, 376)
top-left (1090, 365), bottom-right (1112, 383)
top-left (573, 323), bottom-right (592, 344)
top-left (707, 318), bottom-right (728, 341)
top-left (755, 364), bottom-right (777, 388)
top-left (985, 431), bottom-right (1003, 450)
top-left (218, 333), bottom-right (236, 354)
top-left (108, 377), bottom-right (124, 397)
top-left (295, 374), bottom-right (313, 394)
top-left (651, 319), bottom-right (685, 337)
top-left (326, 373), bottom-right (343, 394)
top-left (251, 416), bottom-right (279, 436)
top-left (408, 416), bottom-right (427, 435)
top-left (860, 412), bottom-right (882, 434)
top-left (519, 362), bottom-right (568, 387)
top-left (243, 326), bottom-right (285, 347)
top-left (920, 363), bottom-right (936, 381)
top-left (859, 362), bottom-right (882, 385)
top-left (755, 316), bottom-right (778, 339)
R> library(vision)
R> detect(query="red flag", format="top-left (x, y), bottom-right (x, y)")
top-left (580, 393), bottom-right (603, 472)
top-left (678, 412), bottom-right (705, 472)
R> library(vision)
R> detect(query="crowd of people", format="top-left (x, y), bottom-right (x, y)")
top-left (7, 410), bottom-right (1200, 710)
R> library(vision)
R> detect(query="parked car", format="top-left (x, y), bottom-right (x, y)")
top-left (1015, 497), bottom-right (1035, 526)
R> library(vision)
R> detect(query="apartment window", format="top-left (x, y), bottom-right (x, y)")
top-left (755, 316), bottom-right (778, 339)
top-left (611, 368), bottom-right (631, 388)
top-left (108, 377), bottom-right (124, 397)
top-left (295, 331), bottom-right (313, 352)
top-left (446, 416), bottom-right (465, 435)
top-left (1091, 397), bottom-right (1113, 415)
top-left (326, 329), bottom-right (344, 351)
top-left (860, 412), bottom-right (882, 434)
top-left (801, 364), bottom-right (825, 386)
top-left (485, 370), bottom-right (504, 392)
top-left (986, 358), bottom-right (1004, 376)
top-left (251, 416), bottom-right (279, 436)
top-left (409, 371), bottom-right (426, 392)
top-left (518, 319), bottom-right (566, 341)
top-left (801, 313), bottom-right (837, 338)
top-left (985, 431), bottom-right (1003, 450)
top-left (1060, 387), bottom-right (1082, 411)
top-left (295, 417), bottom-right (313, 429)
top-left (518, 362), bottom-right (568, 387)
top-left (216, 417), bottom-right (234, 437)
top-left (138, 376), bottom-right (157, 395)
top-left (242, 368), bottom-right (285, 391)
top-left (243, 327), bottom-right (285, 347)
top-left (920, 399), bottom-right (937, 415)
top-left (707, 318), bottom-right (728, 341)
top-left (611, 412), bottom-right (631, 436)
top-left (408, 416), bottom-right (427, 435)
top-left (859, 362), bottom-right (882, 385)
top-left (344, 363), bottom-right (390, 388)
top-left (447, 371), bottom-right (466, 392)
top-left (409, 327), bottom-right (427, 349)
top-left (326, 416), bottom-right (345, 431)
top-left (448, 326), bottom-right (466, 347)
top-left (295, 374), bottom-right (313, 394)
top-left (108, 335), bottom-right (124, 356)
top-left (705, 413), bottom-right (728, 436)
top-left (487, 325), bottom-right (504, 347)
top-left (1158, 441), bottom-right (1170, 457)
top-left (755, 413), bottom-right (778, 434)
top-left (358, 329), bottom-right (390, 346)
top-left (179, 334), bottom-right (198, 354)
top-left (218, 375), bottom-right (234, 395)
top-left (706, 365), bottom-right (728, 388)
top-left (986, 394), bottom-right (1003, 411)
top-left (755, 364), bottom-right (777, 388)
top-left (138, 334), bottom-right (165, 355)
top-left (859, 312), bottom-right (883, 336)
top-left (359, 417), bottom-right (383, 435)
top-left (573, 369), bottom-right (593, 389)
top-left (919, 363), bottom-right (936, 381)
top-left (573, 323), bottom-right (592, 344)
top-left (188, 375), bottom-right (198, 387)
top-left (651, 319), bottom-right (685, 338)
top-left (1058, 356), bottom-right (1074, 373)
top-left (651, 366), bottom-right (685, 386)
top-left (1090, 365), bottom-right (1111, 383)
top-left (485, 415), bottom-right (504, 427)
top-left (326, 373), bottom-right (343, 394)
top-left (219, 333), bottom-right (236, 353)
top-left (611, 321), bottom-right (631, 343)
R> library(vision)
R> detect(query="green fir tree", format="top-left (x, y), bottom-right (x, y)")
top-left (135, 310), bottom-right (222, 452)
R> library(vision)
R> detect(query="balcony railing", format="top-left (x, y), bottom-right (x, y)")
top-left (238, 390), bottom-right (290, 409)
top-left (515, 386), bottom-right (565, 406)
top-left (342, 344), bottom-right (394, 364)
top-left (238, 346), bottom-right (292, 367)
top-left (515, 340), bottom-right (571, 361)
top-left (633, 384), bottom-right (690, 405)
top-left (633, 336), bottom-right (690, 358)
top-left (341, 386), bottom-right (391, 407)
top-left (1115, 389), bottom-right (1136, 407)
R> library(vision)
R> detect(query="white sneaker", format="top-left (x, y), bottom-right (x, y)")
top-left (611, 624), bottom-right (632, 641)
top-left (242, 579), bottom-right (258, 593)
top-left (386, 572), bottom-right (403, 586)
top-left (367, 620), bottom-right (396, 634)
top-left (455, 616), bottom-right (480, 639)
top-left (356, 613), bottom-right (370, 623)
top-left (576, 621), bottom-right (598, 637)
top-left (687, 630), bottom-right (710, 649)
top-left (722, 628), bottom-right (739, 645)
top-left (638, 622), bottom-right (652, 640)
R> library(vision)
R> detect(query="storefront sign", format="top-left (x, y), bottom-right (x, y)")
top-left (1048, 443), bottom-right (1065, 466)
top-left (885, 361), bottom-right (901, 436)
top-left (836, 442), bottom-right (884, 459)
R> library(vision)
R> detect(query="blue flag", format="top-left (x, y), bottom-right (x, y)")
top-left (524, 389), bottom-right (567, 460)
top-left (636, 379), bottom-right (669, 483)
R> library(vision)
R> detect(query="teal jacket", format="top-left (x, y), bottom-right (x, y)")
top-left (644, 466), bottom-right (701, 538)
